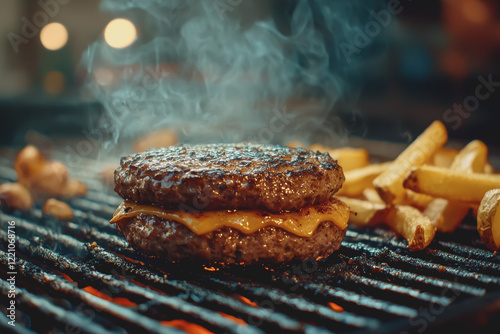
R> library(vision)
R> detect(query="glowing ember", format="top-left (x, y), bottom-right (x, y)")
top-left (203, 266), bottom-right (219, 272)
top-left (328, 302), bottom-right (344, 313)
top-left (161, 320), bottom-right (213, 334)
top-left (83, 286), bottom-right (138, 307)
top-left (236, 295), bottom-right (258, 308)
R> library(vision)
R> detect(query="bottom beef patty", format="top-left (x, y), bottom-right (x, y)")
top-left (116, 214), bottom-right (347, 264)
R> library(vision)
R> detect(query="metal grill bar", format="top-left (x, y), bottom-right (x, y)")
top-left (0, 276), bottom-right (119, 334)
top-left (0, 242), bottom-right (256, 334)
top-left (0, 250), bottom-right (185, 334)
top-left (0, 217), bottom-right (325, 333)
top-left (1, 152), bottom-right (500, 333)
top-left (346, 229), bottom-right (500, 274)
top-left (0, 312), bottom-right (37, 334)
top-left (341, 241), bottom-right (500, 287)
top-left (1, 212), bottom-right (411, 329)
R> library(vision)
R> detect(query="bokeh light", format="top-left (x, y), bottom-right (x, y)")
top-left (461, 0), bottom-right (490, 24)
top-left (40, 22), bottom-right (68, 51)
top-left (44, 71), bottom-right (65, 94)
top-left (104, 18), bottom-right (137, 49)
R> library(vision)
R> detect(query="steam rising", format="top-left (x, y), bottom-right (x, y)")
top-left (83, 0), bottom-right (378, 147)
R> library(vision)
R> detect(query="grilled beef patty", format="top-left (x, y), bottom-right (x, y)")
top-left (116, 214), bottom-right (347, 263)
top-left (114, 143), bottom-right (344, 212)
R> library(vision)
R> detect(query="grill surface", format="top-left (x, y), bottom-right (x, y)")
top-left (1, 150), bottom-right (500, 334)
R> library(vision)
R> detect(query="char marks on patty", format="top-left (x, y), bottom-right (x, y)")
top-left (114, 143), bottom-right (344, 212)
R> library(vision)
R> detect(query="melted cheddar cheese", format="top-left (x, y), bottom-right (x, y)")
top-left (110, 200), bottom-right (349, 237)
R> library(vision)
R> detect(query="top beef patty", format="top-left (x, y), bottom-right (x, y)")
top-left (114, 143), bottom-right (344, 212)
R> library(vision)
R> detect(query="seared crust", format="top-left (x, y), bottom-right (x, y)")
top-left (114, 143), bottom-right (344, 212)
top-left (116, 214), bottom-right (347, 264)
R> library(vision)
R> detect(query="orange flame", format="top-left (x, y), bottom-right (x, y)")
top-left (119, 254), bottom-right (145, 266)
top-left (161, 320), bottom-right (214, 334)
top-left (328, 302), bottom-right (344, 313)
top-left (203, 266), bottom-right (219, 272)
top-left (217, 312), bottom-right (247, 326)
top-left (60, 273), bottom-right (75, 283)
top-left (237, 295), bottom-right (258, 308)
top-left (83, 286), bottom-right (138, 307)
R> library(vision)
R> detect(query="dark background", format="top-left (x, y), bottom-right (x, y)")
top-left (0, 0), bottom-right (499, 151)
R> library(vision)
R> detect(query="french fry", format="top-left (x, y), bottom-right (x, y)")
top-left (61, 180), bottom-right (88, 198)
top-left (0, 182), bottom-right (33, 211)
top-left (13, 145), bottom-right (87, 199)
top-left (30, 161), bottom-right (69, 195)
top-left (449, 140), bottom-right (488, 173)
top-left (15, 145), bottom-right (47, 187)
top-left (43, 198), bottom-right (74, 220)
top-left (477, 189), bottom-right (500, 251)
top-left (386, 205), bottom-right (436, 250)
top-left (431, 148), bottom-right (459, 167)
top-left (404, 165), bottom-right (500, 203)
top-left (133, 129), bottom-right (178, 153)
top-left (285, 140), bottom-right (306, 149)
top-left (336, 196), bottom-right (389, 226)
top-left (423, 198), bottom-right (448, 228)
top-left (373, 121), bottom-right (448, 204)
top-left (484, 163), bottom-right (494, 174)
top-left (404, 190), bottom-right (434, 210)
top-left (423, 140), bottom-right (488, 232)
top-left (362, 188), bottom-right (385, 204)
top-left (310, 145), bottom-right (370, 171)
top-left (337, 162), bottom-right (391, 197)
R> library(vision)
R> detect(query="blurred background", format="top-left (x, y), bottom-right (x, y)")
top-left (0, 0), bottom-right (499, 156)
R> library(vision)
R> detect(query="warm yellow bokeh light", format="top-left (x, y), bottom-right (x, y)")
top-left (40, 22), bottom-right (68, 51)
top-left (44, 71), bottom-right (65, 95)
top-left (104, 18), bottom-right (137, 49)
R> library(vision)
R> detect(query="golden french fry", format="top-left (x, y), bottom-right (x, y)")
top-left (431, 148), bottom-right (459, 167)
top-left (100, 165), bottom-right (118, 186)
top-left (285, 140), bottom-right (306, 149)
top-left (310, 145), bottom-right (370, 171)
top-left (337, 162), bottom-right (391, 197)
top-left (404, 165), bottom-right (500, 203)
top-left (30, 161), bottom-right (69, 196)
top-left (386, 205), bottom-right (436, 250)
top-left (423, 198), bottom-right (447, 228)
top-left (424, 140), bottom-right (488, 232)
top-left (0, 182), bottom-right (33, 211)
top-left (477, 189), bottom-right (500, 251)
top-left (133, 129), bottom-right (178, 153)
top-left (336, 196), bottom-right (389, 226)
top-left (362, 188), bottom-right (385, 204)
top-left (62, 179), bottom-right (88, 197)
top-left (449, 140), bottom-right (488, 173)
top-left (404, 190), bottom-right (434, 210)
top-left (43, 198), bottom-right (74, 220)
top-left (13, 145), bottom-right (87, 199)
top-left (484, 163), bottom-right (494, 174)
top-left (15, 145), bottom-right (47, 187)
top-left (373, 121), bottom-right (448, 204)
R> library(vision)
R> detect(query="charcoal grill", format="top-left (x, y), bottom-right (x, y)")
top-left (1, 148), bottom-right (500, 334)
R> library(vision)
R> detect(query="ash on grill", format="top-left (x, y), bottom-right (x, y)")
top-left (1, 152), bottom-right (500, 334)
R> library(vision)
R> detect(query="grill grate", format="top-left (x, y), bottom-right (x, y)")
top-left (1, 151), bottom-right (500, 333)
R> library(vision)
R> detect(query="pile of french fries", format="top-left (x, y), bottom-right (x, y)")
top-left (0, 146), bottom-right (88, 213)
top-left (294, 120), bottom-right (500, 251)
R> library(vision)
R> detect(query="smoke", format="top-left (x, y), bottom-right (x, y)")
top-left (82, 0), bottom-right (385, 147)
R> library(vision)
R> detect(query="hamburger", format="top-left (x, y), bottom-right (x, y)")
top-left (110, 143), bottom-right (349, 264)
